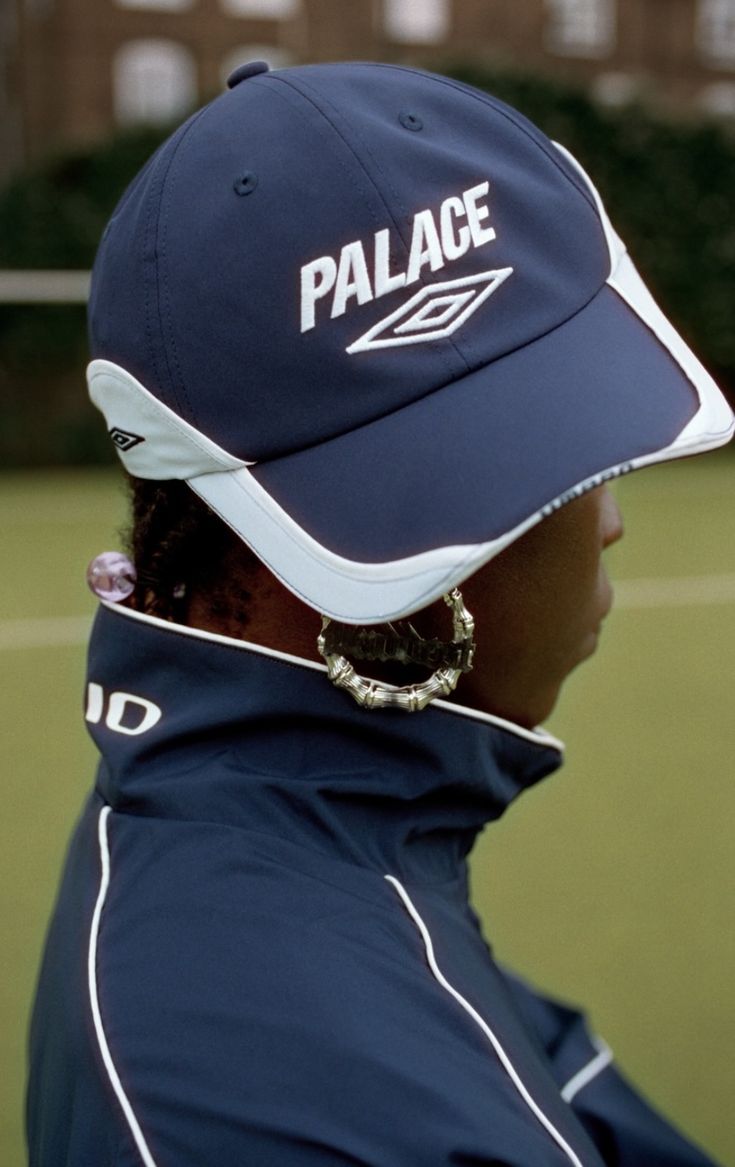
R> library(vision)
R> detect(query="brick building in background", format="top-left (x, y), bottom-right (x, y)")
top-left (2, 0), bottom-right (735, 185)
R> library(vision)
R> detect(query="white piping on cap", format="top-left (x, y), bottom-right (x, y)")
top-left (88, 360), bottom-right (250, 480)
top-left (87, 350), bottom-right (732, 625)
top-left (552, 140), bottom-right (732, 451)
top-left (87, 142), bottom-right (733, 625)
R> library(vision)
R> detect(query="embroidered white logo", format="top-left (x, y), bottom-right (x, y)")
top-left (346, 268), bottom-right (513, 354)
top-left (85, 682), bottom-right (162, 736)
top-left (300, 180), bottom-right (502, 336)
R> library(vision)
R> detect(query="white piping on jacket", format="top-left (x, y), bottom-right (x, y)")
top-left (385, 875), bottom-right (587, 1167)
top-left (98, 601), bottom-right (565, 752)
top-left (88, 806), bottom-right (159, 1167)
top-left (561, 1038), bottom-right (614, 1104)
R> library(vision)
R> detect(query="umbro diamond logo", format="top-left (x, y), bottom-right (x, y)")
top-left (300, 181), bottom-right (500, 334)
top-left (109, 427), bottom-right (145, 452)
top-left (346, 268), bottom-right (513, 354)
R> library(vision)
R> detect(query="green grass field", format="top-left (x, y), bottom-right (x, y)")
top-left (2, 457), bottom-right (734, 1165)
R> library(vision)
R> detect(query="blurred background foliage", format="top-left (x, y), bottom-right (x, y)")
top-left (0, 124), bottom-right (168, 467)
top-left (1, 66), bottom-right (734, 466)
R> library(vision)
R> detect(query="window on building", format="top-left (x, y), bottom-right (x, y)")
top-left (592, 70), bottom-right (639, 107)
top-left (697, 0), bottom-right (735, 66)
top-left (24, 0), bottom-right (54, 17)
top-left (113, 40), bottom-right (197, 126)
top-left (219, 0), bottom-right (299, 16)
top-left (383, 0), bottom-right (450, 44)
top-left (114, 0), bottom-right (194, 11)
top-left (545, 0), bottom-right (616, 58)
top-left (700, 80), bottom-right (735, 114)
top-left (220, 45), bottom-right (292, 84)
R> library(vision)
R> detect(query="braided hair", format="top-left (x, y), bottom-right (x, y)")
top-left (125, 476), bottom-right (262, 632)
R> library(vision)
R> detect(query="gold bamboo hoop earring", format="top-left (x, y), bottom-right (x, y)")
top-left (317, 589), bottom-right (475, 712)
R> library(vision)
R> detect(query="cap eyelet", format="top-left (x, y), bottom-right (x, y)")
top-left (399, 111), bottom-right (423, 132)
top-left (233, 172), bottom-right (258, 197)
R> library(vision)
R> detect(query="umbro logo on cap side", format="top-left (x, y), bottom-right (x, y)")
top-left (109, 428), bottom-right (145, 451)
top-left (346, 268), bottom-right (514, 354)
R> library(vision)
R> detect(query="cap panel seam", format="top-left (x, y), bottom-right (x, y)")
top-left (263, 75), bottom-right (387, 239)
top-left (151, 104), bottom-right (212, 427)
top-left (95, 152), bottom-right (161, 370)
top-left (269, 72), bottom-right (471, 378)
top-left (143, 156), bottom-right (162, 413)
top-left (249, 76), bottom-right (411, 353)
top-left (277, 72), bottom-right (408, 222)
top-left (351, 62), bottom-right (600, 220)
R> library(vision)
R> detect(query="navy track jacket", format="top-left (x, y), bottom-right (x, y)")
top-left (27, 604), bottom-right (720, 1166)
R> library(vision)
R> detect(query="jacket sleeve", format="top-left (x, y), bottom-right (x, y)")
top-left (500, 968), bottom-right (721, 1167)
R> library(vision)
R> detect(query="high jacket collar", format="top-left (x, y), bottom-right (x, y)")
top-left (85, 603), bottom-right (563, 884)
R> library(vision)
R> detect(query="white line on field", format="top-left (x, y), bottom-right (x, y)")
top-left (0, 269), bottom-right (91, 303)
top-left (613, 573), bottom-right (735, 609)
top-left (0, 616), bottom-right (92, 650)
top-left (2, 574), bottom-right (735, 650)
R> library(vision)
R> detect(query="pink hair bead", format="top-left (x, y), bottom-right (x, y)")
top-left (86, 551), bottom-right (137, 603)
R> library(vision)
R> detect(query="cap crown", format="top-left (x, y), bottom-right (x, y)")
top-left (88, 62), bottom-right (733, 623)
top-left (89, 63), bottom-right (608, 463)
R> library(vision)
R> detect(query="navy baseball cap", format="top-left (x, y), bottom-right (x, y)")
top-left (88, 61), bottom-right (733, 623)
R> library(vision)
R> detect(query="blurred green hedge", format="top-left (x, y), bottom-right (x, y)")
top-left (0, 126), bottom-right (168, 467)
top-left (1, 70), bottom-right (733, 466)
